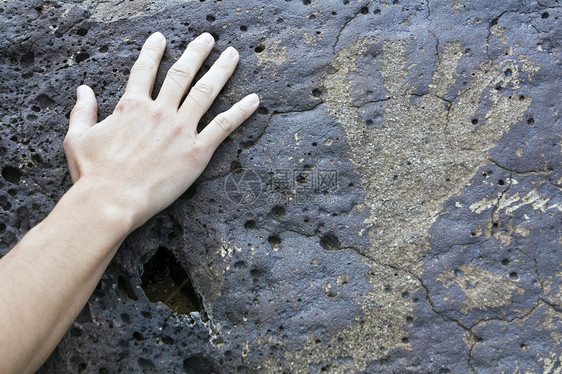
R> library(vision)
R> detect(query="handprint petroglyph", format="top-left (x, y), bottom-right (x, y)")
top-left (266, 38), bottom-right (539, 372)
top-left (325, 38), bottom-right (536, 273)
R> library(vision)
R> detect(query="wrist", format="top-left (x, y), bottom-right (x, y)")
top-left (63, 178), bottom-right (143, 236)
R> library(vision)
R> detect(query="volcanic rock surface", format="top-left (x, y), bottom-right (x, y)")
top-left (0, 0), bottom-right (560, 372)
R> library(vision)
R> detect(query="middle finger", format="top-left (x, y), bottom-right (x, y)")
top-left (157, 33), bottom-right (215, 107)
top-left (178, 46), bottom-right (240, 122)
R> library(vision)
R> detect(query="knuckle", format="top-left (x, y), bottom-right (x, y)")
top-left (191, 82), bottom-right (214, 97)
top-left (187, 42), bottom-right (208, 57)
top-left (234, 101), bottom-right (251, 117)
top-left (187, 140), bottom-right (211, 164)
top-left (131, 59), bottom-right (157, 75)
top-left (62, 135), bottom-right (72, 150)
top-left (144, 44), bottom-right (163, 54)
top-left (213, 114), bottom-right (234, 134)
top-left (148, 102), bottom-right (166, 120)
top-left (167, 64), bottom-right (194, 81)
top-left (115, 95), bottom-right (138, 113)
top-left (70, 103), bottom-right (87, 118)
top-left (169, 120), bottom-right (184, 136)
top-left (69, 106), bottom-right (80, 118)
top-left (214, 58), bottom-right (234, 72)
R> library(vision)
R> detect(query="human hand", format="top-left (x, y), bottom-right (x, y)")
top-left (63, 32), bottom-right (259, 230)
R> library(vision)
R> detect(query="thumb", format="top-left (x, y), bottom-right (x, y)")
top-left (68, 85), bottom-right (98, 136)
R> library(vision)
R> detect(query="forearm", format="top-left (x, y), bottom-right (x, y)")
top-left (0, 181), bottom-right (134, 374)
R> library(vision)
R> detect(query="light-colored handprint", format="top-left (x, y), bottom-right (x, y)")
top-left (267, 37), bottom-right (538, 372)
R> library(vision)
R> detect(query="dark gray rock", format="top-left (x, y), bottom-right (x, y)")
top-left (0, 0), bottom-right (560, 372)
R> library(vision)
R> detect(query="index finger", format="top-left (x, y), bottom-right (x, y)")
top-left (125, 32), bottom-right (166, 97)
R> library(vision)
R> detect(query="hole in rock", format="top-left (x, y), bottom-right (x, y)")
top-left (250, 269), bottom-right (261, 278)
top-left (138, 358), bottom-right (155, 370)
top-left (75, 52), bottom-right (90, 63)
top-left (183, 355), bottom-right (220, 373)
top-left (70, 327), bottom-right (82, 337)
top-left (268, 234), bottom-right (281, 247)
top-left (320, 232), bottom-right (340, 250)
top-left (118, 275), bottom-right (138, 300)
top-left (141, 247), bottom-right (203, 315)
top-left (271, 205), bottom-right (285, 217)
top-left (36, 94), bottom-right (55, 110)
top-left (20, 52), bottom-right (35, 67)
top-left (2, 166), bottom-right (23, 184)
top-left (230, 160), bottom-right (242, 172)
top-left (120, 313), bottom-right (131, 324)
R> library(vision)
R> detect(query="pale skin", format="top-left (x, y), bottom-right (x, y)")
top-left (0, 31), bottom-right (259, 373)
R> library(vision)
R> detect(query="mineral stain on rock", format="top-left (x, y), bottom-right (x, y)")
top-left (0, 0), bottom-right (560, 372)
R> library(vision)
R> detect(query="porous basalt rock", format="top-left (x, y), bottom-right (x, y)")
top-left (0, 0), bottom-right (560, 372)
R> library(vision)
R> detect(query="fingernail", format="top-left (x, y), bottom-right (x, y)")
top-left (153, 32), bottom-right (165, 43)
top-left (246, 93), bottom-right (259, 104)
top-left (76, 86), bottom-right (83, 99)
top-left (223, 47), bottom-right (238, 59)
top-left (200, 33), bottom-right (214, 45)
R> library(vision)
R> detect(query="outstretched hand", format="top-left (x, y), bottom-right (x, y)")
top-left (64, 32), bottom-right (258, 229)
top-left (0, 31), bottom-right (259, 374)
